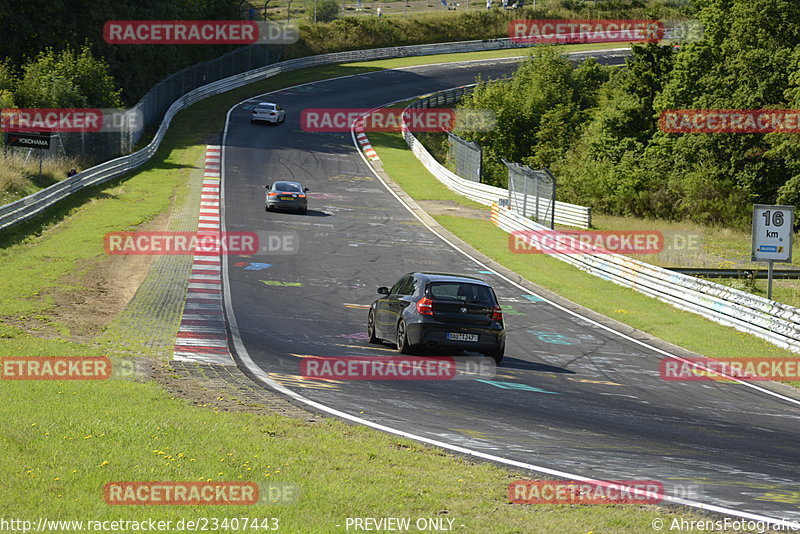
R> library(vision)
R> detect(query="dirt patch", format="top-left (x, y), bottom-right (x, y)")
top-left (43, 211), bottom-right (170, 341)
top-left (149, 359), bottom-right (318, 421)
top-left (417, 199), bottom-right (489, 220)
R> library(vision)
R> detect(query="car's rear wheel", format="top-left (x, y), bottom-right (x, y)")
top-left (367, 310), bottom-right (381, 344)
top-left (300, 207), bottom-right (307, 215)
top-left (396, 320), bottom-right (413, 354)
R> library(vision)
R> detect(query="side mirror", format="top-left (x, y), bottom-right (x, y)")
top-left (265, 184), bottom-right (271, 189)
top-left (303, 187), bottom-right (310, 192)
top-left (377, 286), bottom-right (389, 295)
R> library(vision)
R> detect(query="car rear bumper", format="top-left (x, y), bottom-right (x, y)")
top-left (252, 115), bottom-right (279, 123)
top-left (406, 322), bottom-right (504, 352)
top-left (267, 199), bottom-right (307, 210)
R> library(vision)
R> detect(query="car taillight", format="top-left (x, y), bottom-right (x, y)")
top-left (417, 298), bottom-right (433, 316)
top-left (298, 194), bottom-right (306, 198)
top-left (268, 192), bottom-right (278, 197)
top-left (269, 112), bottom-right (275, 115)
top-left (491, 306), bottom-right (503, 322)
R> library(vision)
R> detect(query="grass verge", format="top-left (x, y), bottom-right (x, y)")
top-left (0, 45), bottom-right (733, 532)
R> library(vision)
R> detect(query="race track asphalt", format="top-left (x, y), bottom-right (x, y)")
top-left (220, 52), bottom-right (800, 522)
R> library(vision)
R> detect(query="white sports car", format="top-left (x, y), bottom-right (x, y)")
top-left (251, 102), bottom-right (286, 125)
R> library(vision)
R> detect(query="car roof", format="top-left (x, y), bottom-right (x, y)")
top-left (255, 102), bottom-right (276, 107)
top-left (408, 272), bottom-right (491, 286)
top-left (272, 180), bottom-right (303, 187)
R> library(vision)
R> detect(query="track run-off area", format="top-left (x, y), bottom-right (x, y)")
top-left (205, 52), bottom-right (800, 526)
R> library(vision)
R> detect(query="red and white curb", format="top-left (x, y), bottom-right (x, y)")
top-left (172, 145), bottom-right (234, 365)
top-left (354, 118), bottom-right (379, 161)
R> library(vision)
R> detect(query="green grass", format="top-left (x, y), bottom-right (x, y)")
top-left (593, 213), bottom-right (800, 308)
top-left (369, 132), bottom-right (489, 210)
top-left (372, 131), bottom-right (798, 363)
top-left (0, 45), bottom-right (737, 532)
top-left (2, 373), bottom-right (717, 532)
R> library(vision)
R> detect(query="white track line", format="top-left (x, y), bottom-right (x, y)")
top-left (219, 53), bottom-right (799, 528)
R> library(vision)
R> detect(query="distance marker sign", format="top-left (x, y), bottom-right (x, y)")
top-left (751, 204), bottom-right (794, 262)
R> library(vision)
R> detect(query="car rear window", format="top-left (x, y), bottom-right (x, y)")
top-left (256, 104), bottom-right (275, 111)
top-left (428, 282), bottom-right (495, 305)
top-left (274, 182), bottom-right (302, 192)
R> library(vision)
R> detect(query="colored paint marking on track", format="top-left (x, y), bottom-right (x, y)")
top-left (244, 262), bottom-right (271, 270)
top-left (343, 303), bottom-right (371, 309)
top-left (500, 305), bottom-right (525, 316)
top-left (528, 330), bottom-right (575, 345)
top-left (566, 377), bottom-right (623, 386)
top-left (332, 343), bottom-right (396, 353)
top-left (267, 372), bottom-right (341, 389)
top-left (475, 380), bottom-right (560, 394)
top-left (260, 280), bottom-right (302, 286)
top-left (336, 332), bottom-right (369, 340)
top-left (522, 294), bottom-right (545, 302)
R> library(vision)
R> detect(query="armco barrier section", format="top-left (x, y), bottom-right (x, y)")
top-left (0, 37), bottom-right (539, 232)
top-left (491, 203), bottom-right (800, 352)
top-left (401, 79), bottom-right (600, 229)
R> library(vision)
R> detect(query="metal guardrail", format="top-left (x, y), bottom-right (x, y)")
top-left (669, 267), bottom-right (800, 279)
top-left (0, 37), bottom-right (541, 232)
top-left (491, 204), bottom-right (800, 353)
top-left (403, 84), bottom-right (594, 228)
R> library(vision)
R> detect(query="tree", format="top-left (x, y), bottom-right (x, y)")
top-left (457, 48), bottom-right (609, 187)
top-left (14, 46), bottom-right (122, 108)
top-left (314, 0), bottom-right (340, 22)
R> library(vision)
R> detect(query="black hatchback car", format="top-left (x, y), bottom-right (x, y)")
top-left (367, 272), bottom-right (505, 362)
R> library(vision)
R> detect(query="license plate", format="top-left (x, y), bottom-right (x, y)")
top-left (280, 196), bottom-right (293, 200)
top-left (447, 332), bottom-right (478, 342)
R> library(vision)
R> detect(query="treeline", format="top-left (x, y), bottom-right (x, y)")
top-left (456, 0), bottom-right (800, 227)
top-left (288, 0), bottom-right (684, 57)
top-left (0, 0), bottom-right (244, 105)
top-left (0, 0), bottom-right (684, 106)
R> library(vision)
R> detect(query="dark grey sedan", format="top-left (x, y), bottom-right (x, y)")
top-left (367, 272), bottom-right (505, 362)
top-left (265, 181), bottom-right (309, 214)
